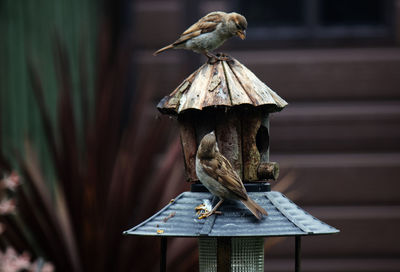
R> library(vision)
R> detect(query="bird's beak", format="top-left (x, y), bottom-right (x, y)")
top-left (237, 30), bottom-right (246, 40)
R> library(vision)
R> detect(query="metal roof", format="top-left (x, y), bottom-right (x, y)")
top-left (157, 57), bottom-right (288, 115)
top-left (123, 189), bottom-right (339, 237)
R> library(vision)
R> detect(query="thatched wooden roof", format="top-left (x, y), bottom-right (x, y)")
top-left (157, 57), bottom-right (288, 115)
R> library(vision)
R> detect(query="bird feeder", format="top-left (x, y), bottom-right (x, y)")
top-left (124, 57), bottom-right (339, 272)
top-left (157, 57), bottom-right (287, 183)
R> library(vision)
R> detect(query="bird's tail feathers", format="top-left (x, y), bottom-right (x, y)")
top-left (153, 44), bottom-right (174, 56)
top-left (241, 197), bottom-right (268, 220)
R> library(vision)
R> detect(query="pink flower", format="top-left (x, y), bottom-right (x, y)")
top-left (41, 263), bottom-right (55, 272)
top-left (0, 199), bottom-right (16, 215)
top-left (30, 261), bottom-right (55, 272)
top-left (0, 247), bottom-right (31, 272)
top-left (0, 247), bottom-right (54, 272)
top-left (2, 172), bottom-right (20, 191)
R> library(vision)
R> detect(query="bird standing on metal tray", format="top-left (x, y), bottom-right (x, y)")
top-left (153, 11), bottom-right (247, 62)
top-left (195, 131), bottom-right (268, 220)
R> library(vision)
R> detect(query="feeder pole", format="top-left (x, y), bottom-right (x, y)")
top-left (160, 237), bottom-right (167, 272)
top-left (295, 236), bottom-right (301, 272)
top-left (217, 237), bottom-right (231, 272)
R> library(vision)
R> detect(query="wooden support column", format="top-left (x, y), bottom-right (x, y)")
top-left (217, 237), bottom-right (231, 272)
top-left (178, 113), bottom-right (198, 182)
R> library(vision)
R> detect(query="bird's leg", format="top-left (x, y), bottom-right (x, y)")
top-left (204, 51), bottom-right (232, 64)
top-left (210, 199), bottom-right (224, 214)
top-left (215, 52), bottom-right (232, 62)
top-left (204, 51), bottom-right (219, 64)
top-left (197, 199), bottom-right (224, 219)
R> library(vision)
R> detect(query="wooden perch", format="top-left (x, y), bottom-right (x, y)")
top-left (257, 162), bottom-right (279, 181)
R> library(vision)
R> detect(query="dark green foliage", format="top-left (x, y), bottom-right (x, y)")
top-left (0, 1), bottom-right (197, 271)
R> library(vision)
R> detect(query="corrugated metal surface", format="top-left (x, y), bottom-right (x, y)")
top-left (124, 191), bottom-right (339, 237)
top-left (156, 58), bottom-right (288, 115)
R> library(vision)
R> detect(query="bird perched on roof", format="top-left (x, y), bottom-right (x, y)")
top-left (195, 131), bottom-right (268, 220)
top-left (153, 11), bottom-right (247, 61)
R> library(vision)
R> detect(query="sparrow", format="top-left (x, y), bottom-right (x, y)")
top-left (153, 11), bottom-right (247, 60)
top-left (195, 131), bottom-right (268, 220)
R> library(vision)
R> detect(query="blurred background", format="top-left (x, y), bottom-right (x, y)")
top-left (1, 0), bottom-right (400, 271)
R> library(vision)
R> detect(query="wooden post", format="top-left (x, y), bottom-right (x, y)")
top-left (217, 237), bottom-right (231, 272)
top-left (160, 237), bottom-right (167, 272)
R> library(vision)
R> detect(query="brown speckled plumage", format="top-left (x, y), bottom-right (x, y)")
top-left (196, 132), bottom-right (268, 220)
top-left (153, 11), bottom-right (247, 59)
